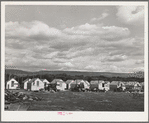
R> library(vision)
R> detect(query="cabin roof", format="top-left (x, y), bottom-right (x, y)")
top-left (66, 80), bottom-right (75, 84)
top-left (28, 78), bottom-right (40, 84)
top-left (51, 79), bottom-right (64, 84)
top-left (22, 78), bottom-right (30, 83)
top-left (6, 78), bottom-right (18, 83)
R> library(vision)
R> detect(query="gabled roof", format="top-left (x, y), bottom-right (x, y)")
top-left (90, 80), bottom-right (104, 84)
top-left (66, 80), bottom-right (75, 84)
top-left (76, 79), bottom-right (85, 82)
top-left (134, 82), bottom-right (141, 86)
top-left (110, 81), bottom-right (119, 85)
top-left (90, 80), bottom-right (98, 84)
top-left (123, 81), bottom-right (138, 85)
top-left (41, 79), bottom-right (49, 83)
top-left (22, 78), bottom-right (30, 83)
top-left (140, 82), bottom-right (144, 86)
top-left (6, 78), bottom-right (18, 83)
top-left (51, 79), bottom-right (64, 84)
top-left (28, 78), bottom-right (41, 84)
top-left (84, 80), bottom-right (90, 86)
top-left (55, 79), bottom-right (63, 81)
top-left (110, 81), bottom-right (125, 86)
top-left (71, 80), bottom-right (87, 84)
top-left (104, 81), bottom-right (110, 84)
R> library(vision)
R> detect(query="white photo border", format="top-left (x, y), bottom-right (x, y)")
top-left (1, 1), bottom-right (148, 122)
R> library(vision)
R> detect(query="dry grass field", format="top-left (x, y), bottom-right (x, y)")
top-left (9, 90), bottom-right (144, 111)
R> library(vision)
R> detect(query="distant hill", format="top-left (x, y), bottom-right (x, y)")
top-left (37, 70), bottom-right (129, 77)
top-left (5, 69), bottom-right (31, 76)
top-left (5, 69), bottom-right (144, 78)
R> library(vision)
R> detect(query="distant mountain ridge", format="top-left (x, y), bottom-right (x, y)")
top-left (5, 69), bottom-right (144, 78)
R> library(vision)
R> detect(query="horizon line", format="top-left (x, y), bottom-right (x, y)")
top-left (5, 68), bottom-right (144, 74)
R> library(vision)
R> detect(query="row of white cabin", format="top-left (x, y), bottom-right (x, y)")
top-left (5, 78), bottom-right (49, 91)
top-left (6, 78), bottom-right (144, 91)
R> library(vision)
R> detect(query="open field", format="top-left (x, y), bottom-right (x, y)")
top-left (8, 90), bottom-right (144, 111)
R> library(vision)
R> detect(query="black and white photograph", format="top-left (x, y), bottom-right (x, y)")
top-left (1, 1), bottom-right (148, 122)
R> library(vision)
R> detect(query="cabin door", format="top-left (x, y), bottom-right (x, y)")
top-left (67, 84), bottom-right (69, 89)
top-left (27, 83), bottom-right (31, 91)
top-left (8, 84), bottom-right (9, 89)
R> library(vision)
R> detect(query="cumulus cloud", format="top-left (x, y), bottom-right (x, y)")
top-left (116, 6), bottom-right (144, 25)
top-left (63, 23), bottom-right (130, 40)
top-left (59, 62), bottom-right (74, 68)
top-left (101, 26), bottom-right (130, 40)
top-left (5, 20), bottom-right (144, 72)
top-left (5, 21), bottom-right (63, 41)
top-left (135, 60), bottom-right (144, 64)
top-left (104, 54), bottom-right (127, 62)
top-left (90, 13), bottom-right (109, 22)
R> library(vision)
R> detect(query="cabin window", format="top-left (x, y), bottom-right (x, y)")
top-left (37, 81), bottom-right (39, 86)
top-left (57, 83), bottom-right (60, 86)
top-left (11, 81), bottom-right (14, 87)
top-left (33, 82), bottom-right (35, 85)
top-left (102, 83), bottom-right (105, 87)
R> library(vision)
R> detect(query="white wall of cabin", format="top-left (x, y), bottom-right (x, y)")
top-left (6, 78), bottom-right (19, 89)
top-left (68, 81), bottom-right (75, 89)
top-left (43, 79), bottom-right (50, 87)
top-left (24, 79), bottom-right (31, 90)
top-left (104, 82), bottom-right (110, 91)
top-left (56, 82), bottom-right (66, 91)
top-left (31, 78), bottom-right (44, 91)
top-left (98, 81), bottom-right (105, 90)
top-left (84, 81), bottom-right (90, 89)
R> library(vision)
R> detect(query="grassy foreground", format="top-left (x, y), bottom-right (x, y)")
top-left (9, 90), bottom-right (144, 111)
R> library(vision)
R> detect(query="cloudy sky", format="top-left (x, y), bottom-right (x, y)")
top-left (5, 5), bottom-right (145, 72)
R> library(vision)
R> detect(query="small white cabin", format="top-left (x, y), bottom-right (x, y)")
top-left (134, 82), bottom-right (141, 90)
top-left (104, 81), bottom-right (110, 91)
top-left (110, 81), bottom-right (126, 91)
top-left (90, 80), bottom-right (110, 91)
top-left (51, 79), bottom-right (66, 91)
top-left (27, 78), bottom-right (44, 91)
top-left (41, 79), bottom-right (50, 87)
top-left (23, 78), bottom-right (31, 90)
top-left (70, 80), bottom-right (90, 89)
top-left (66, 80), bottom-right (75, 89)
top-left (140, 82), bottom-right (144, 91)
top-left (6, 78), bottom-right (19, 89)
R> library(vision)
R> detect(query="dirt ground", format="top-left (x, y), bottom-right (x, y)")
top-left (8, 90), bottom-right (144, 111)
